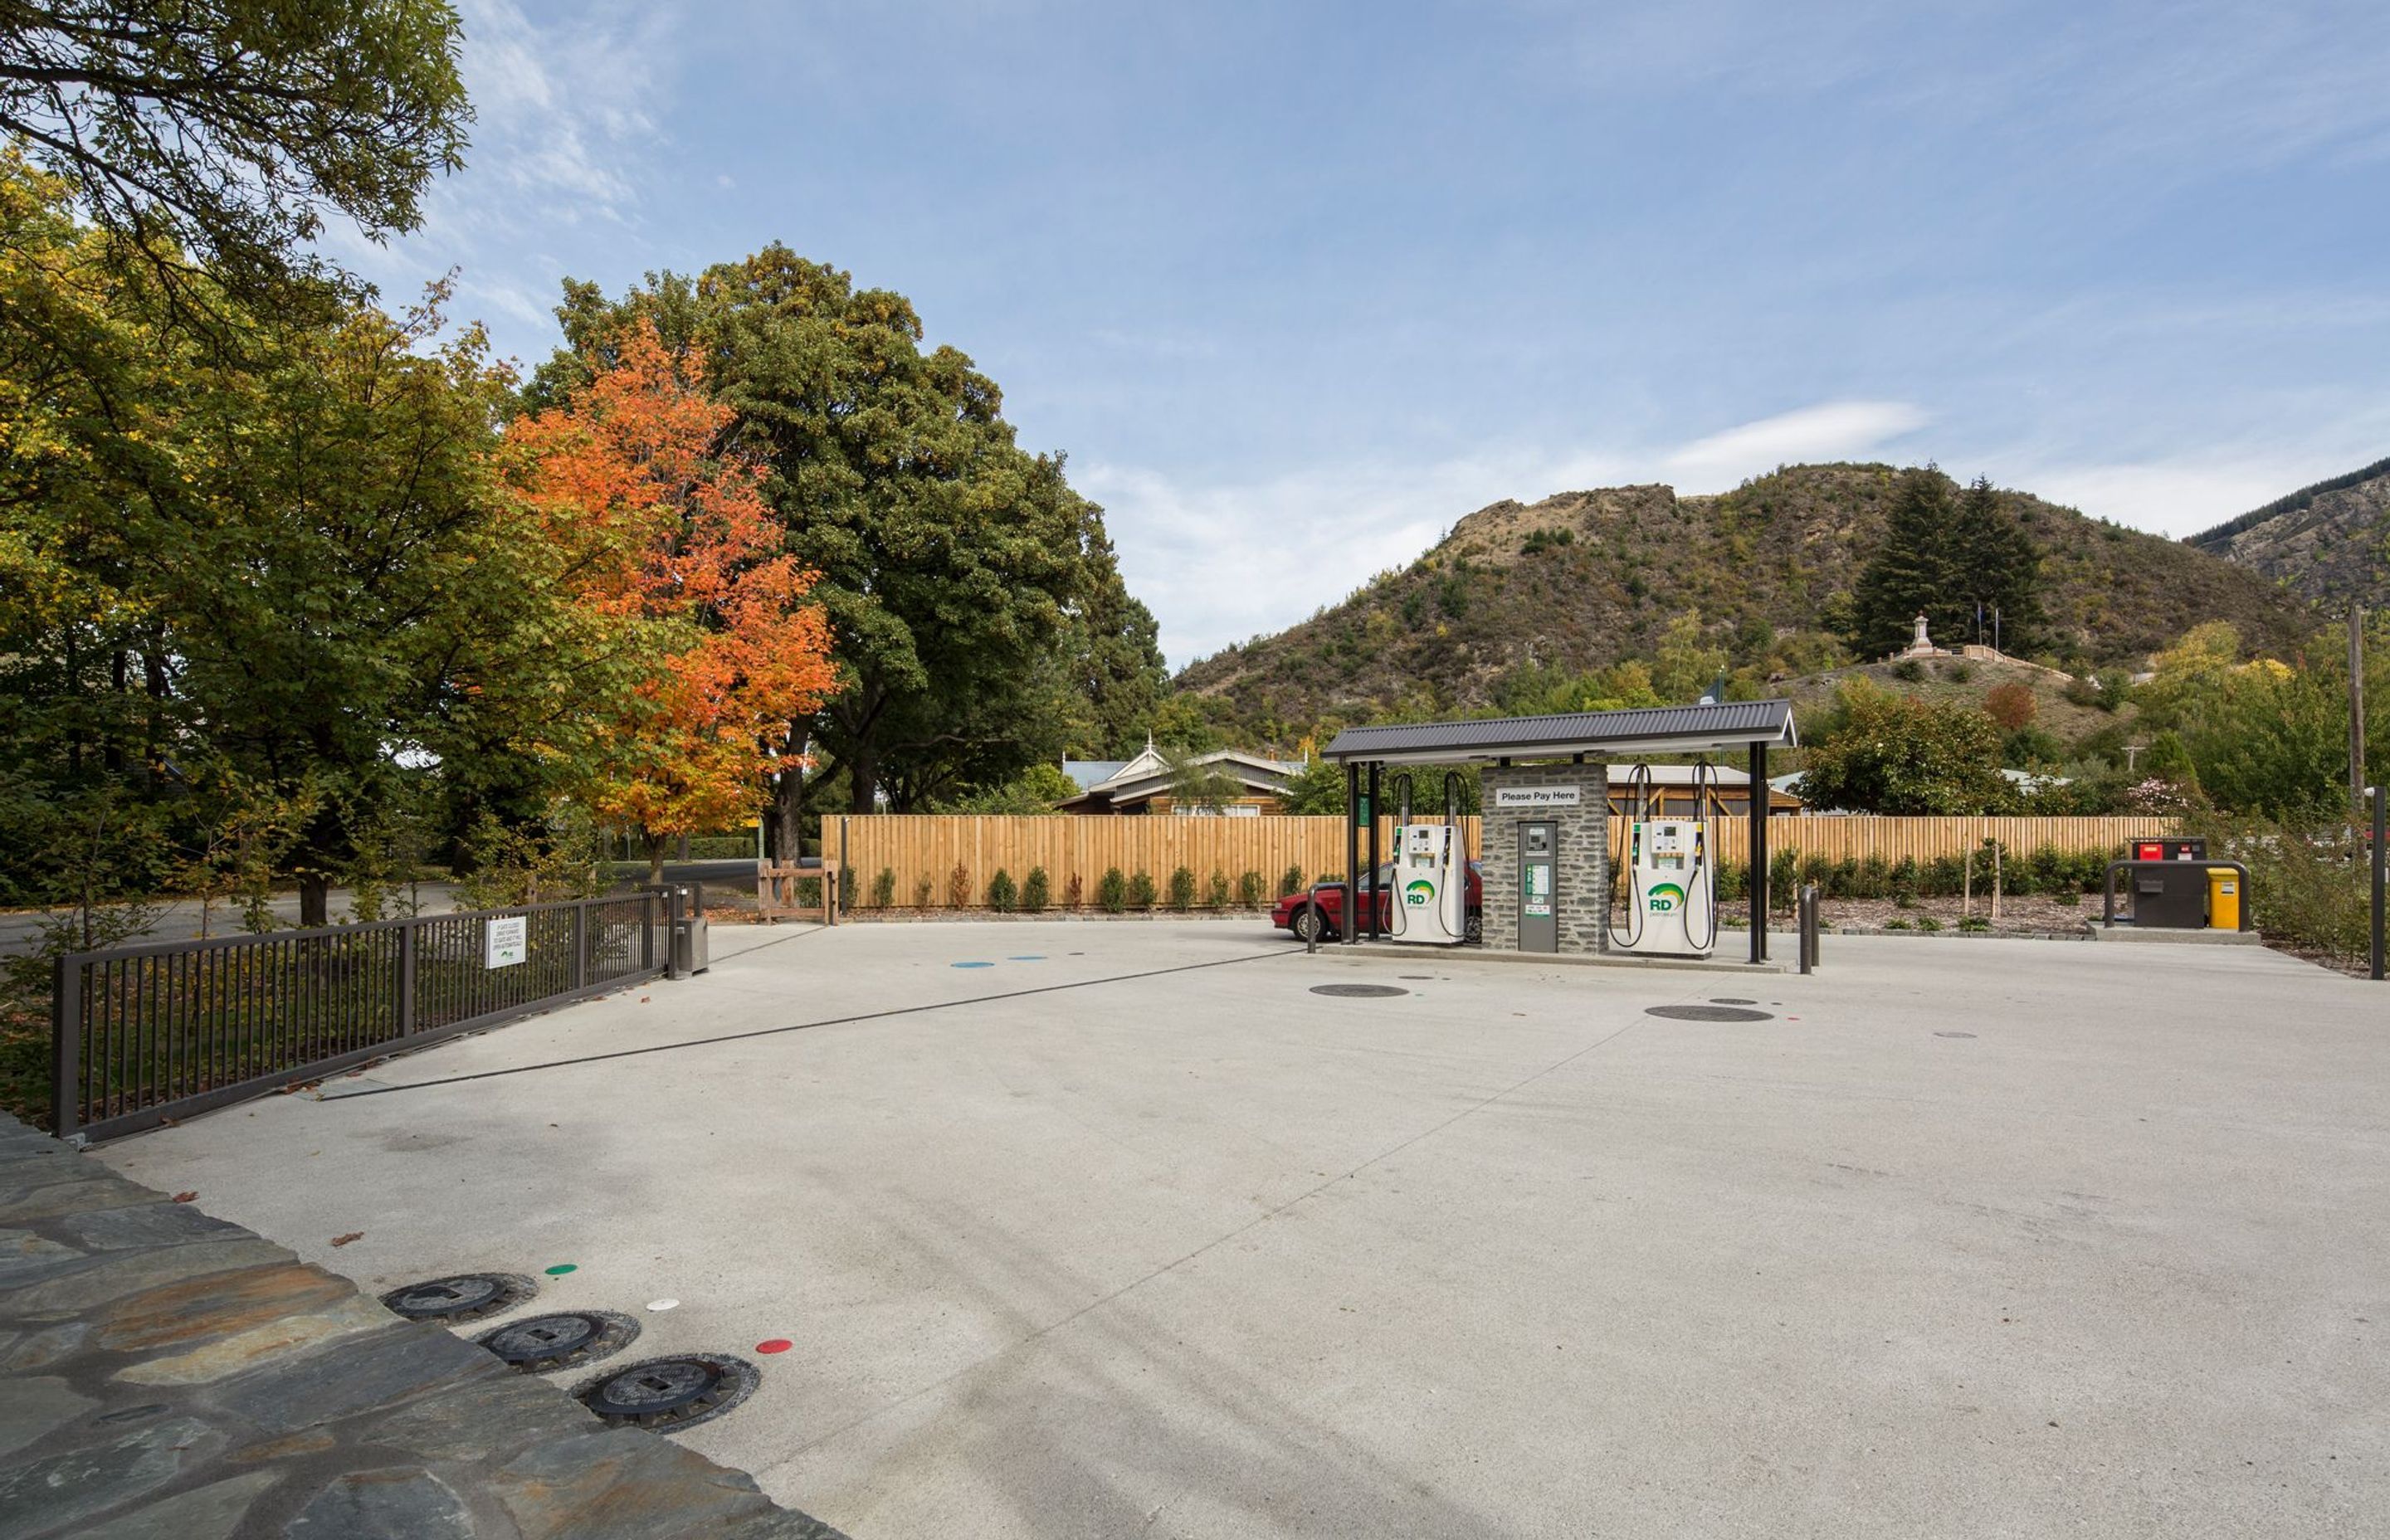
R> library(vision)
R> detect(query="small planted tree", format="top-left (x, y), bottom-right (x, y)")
top-left (1206, 870), bottom-right (1231, 909)
top-left (1128, 870), bottom-right (1158, 909)
top-left (912, 874), bottom-right (934, 908)
top-left (871, 867), bottom-right (895, 908)
top-left (1063, 871), bottom-right (1084, 909)
top-left (1022, 866), bottom-right (1051, 912)
top-left (1097, 867), bottom-right (1128, 913)
top-left (1168, 865), bottom-right (1197, 911)
top-left (987, 868), bottom-right (1018, 912)
top-left (946, 862), bottom-right (972, 909)
top-left (1279, 864), bottom-right (1306, 898)
top-left (1236, 870), bottom-right (1266, 907)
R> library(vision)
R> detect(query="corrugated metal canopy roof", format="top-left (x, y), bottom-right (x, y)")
top-left (1321, 699), bottom-right (1797, 764)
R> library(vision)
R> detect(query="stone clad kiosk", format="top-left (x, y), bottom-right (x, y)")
top-left (1321, 701), bottom-right (1798, 963)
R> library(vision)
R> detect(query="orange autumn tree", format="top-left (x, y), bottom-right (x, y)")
top-left (505, 321), bottom-right (834, 882)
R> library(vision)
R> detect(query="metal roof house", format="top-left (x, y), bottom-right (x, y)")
top-left (1058, 741), bottom-right (1304, 815)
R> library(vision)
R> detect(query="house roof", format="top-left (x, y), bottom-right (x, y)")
top-left (1061, 760), bottom-right (1130, 792)
top-left (1322, 700), bottom-right (1797, 766)
top-left (1057, 747), bottom-right (1305, 807)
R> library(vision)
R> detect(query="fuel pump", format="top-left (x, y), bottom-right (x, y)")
top-left (1389, 772), bottom-right (1466, 946)
top-left (1608, 762), bottom-right (1719, 958)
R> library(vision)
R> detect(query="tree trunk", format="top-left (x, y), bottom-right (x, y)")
top-left (848, 743), bottom-right (878, 815)
top-left (646, 835), bottom-right (667, 889)
top-left (297, 871), bottom-right (329, 928)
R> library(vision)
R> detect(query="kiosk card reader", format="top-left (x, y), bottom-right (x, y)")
top-left (1610, 764), bottom-right (1719, 958)
top-left (1389, 772), bottom-right (1467, 946)
top-left (1519, 821), bottom-right (1558, 953)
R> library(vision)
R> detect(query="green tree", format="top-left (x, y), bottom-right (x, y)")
top-left (1949, 477), bottom-right (2043, 652)
top-left (1846, 468), bottom-right (1966, 656)
top-left (1168, 753), bottom-right (1245, 813)
top-left (1276, 758), bottom-right (1348, 815)
top-left (1653, 612), bottom-right (1729, 703)
top-left (1795, 680), bottom-right (2015, 813)
top-left (539, 250), bottom-right (1138, 836)
top-left (0, 1), bottom-right (470, 300)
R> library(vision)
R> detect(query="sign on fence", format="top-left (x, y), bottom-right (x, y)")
top-left (485, 914), bottom-right (528, 968)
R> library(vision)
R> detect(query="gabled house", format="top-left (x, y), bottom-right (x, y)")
top-left (1058, 740), bottom-right (1303, 815)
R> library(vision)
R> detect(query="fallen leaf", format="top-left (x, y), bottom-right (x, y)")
top-left (329, 1232), bottom-right (364, 1247)
top-left (171, 1192), bottom-right (198, 1203)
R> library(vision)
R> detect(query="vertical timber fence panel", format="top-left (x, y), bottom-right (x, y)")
top-left (51, 892), bottom-right (668, 1144)
top-left (836, 814), bottom-right (2173, 912)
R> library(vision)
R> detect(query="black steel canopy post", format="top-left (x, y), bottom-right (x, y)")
top-left (1367, 763), bottom-right (1383, 941)
top-left (1344, 760), bottom-right (1360, 946)
top-left (1748, 741), bottom-right (1768, 963)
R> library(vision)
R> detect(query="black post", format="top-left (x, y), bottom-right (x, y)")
top-left (570, 901), bottom-right (587, 992)
top-left (2372, 785), bottom-right (2384, 981)
top-left (1344, 760), bottom-right (1359, 947)
top-left (1367, 763), bottom-right (1383, 941)
top-left (397, 919), bottom-right (417, 1037)
top-left (1748, 741), bottom-right (1768, 963)
top-left (50, 954), bottom-right (80, 1143)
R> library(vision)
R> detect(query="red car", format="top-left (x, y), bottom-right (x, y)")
top-left (1271, 861), bottom-right (1484, 943)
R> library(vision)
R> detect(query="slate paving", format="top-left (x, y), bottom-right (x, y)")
top-left (0, 1114), bottom-right (849, 1539)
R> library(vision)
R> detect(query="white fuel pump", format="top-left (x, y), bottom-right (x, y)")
top-left (1389, 772), bottom-right (1466, 946)
top-left (1608, 762), bottom-right (1719, 958)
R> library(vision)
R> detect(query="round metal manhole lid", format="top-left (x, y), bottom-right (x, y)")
top-left (378, 1272), bottom-right (537, 1323)
top-left (1310, 984), bottom-right (1411, 998)
top-left (573, 1353), bottom-right (759, 1431)
top-left (475, 1309), bottom-right (639, 1372)
top-left (1644, 1005), bottom-right (1775, 1022)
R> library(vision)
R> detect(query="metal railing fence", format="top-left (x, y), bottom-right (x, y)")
top-left (51, 891), bottom-right (665, 1143)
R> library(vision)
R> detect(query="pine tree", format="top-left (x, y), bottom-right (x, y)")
top-left (1949, 476), bottom-right (2044, 654)
top-left (1847, 469), bottom-right (1967, 656)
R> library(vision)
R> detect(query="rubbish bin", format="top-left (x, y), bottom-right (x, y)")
top-left (2207, 867), bottom-right (2240, 931)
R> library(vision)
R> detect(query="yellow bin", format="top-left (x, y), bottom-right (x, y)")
top-left (2207, 867), bottom-right (2240, 930)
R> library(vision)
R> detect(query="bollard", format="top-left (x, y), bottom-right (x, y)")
top-left (1797, 884), bottom-right (1820, 974)
top-left (2373, 786), bottom-right (2385, 981)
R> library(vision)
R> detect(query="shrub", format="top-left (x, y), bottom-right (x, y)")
top-left (1891, 658), bottom-right (1926, 682)
top-left (1097, 867), bottom-right (1128, 914)
top-left (1983, 681), bottom-right (2037, 730)
top-left (1890, 857), bottom-right (1920, 902)
top-left (2053, 888), bottom-right (2080, 906)
top-left (871, 867), bottom-right (895, 909)
top-left (1958, 914), bottom-right (1989, 932)
top-left (1022, 866), bottom-right (1051, 912)
top-left (1063, 871), bottom-right (1084, 909)
top-left (1769, 849), bottom-right (1800, 910)
top-left (912, 875), bottom-right (934, 908)
top-left (1885, 917), bottom-right (1912, 930)
top-left (1128, 870), bottom-right (1158, 909)
top-left (1917, 915), bottom-right (1944, 932)
top-left (1168, 866), bottom-right (1197, 911)
top-left (1856, 855), bottom-right (1890, 899)
top-left (946, 862), bottom-right (971, 909)
top-left (1279, 864), bottom-right (1306, 898)
top-left (1236, 870), bottom-right (1266, 907)
top-left (1206, 870), bottom-right (1231, 909)
top-left (987, 868), bottom-right (1018, 912)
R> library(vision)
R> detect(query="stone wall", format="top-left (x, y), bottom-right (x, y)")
top-left (0, 1114), bottom-right (847, 1540)
top-left (1480, 763), bottom-right (1611, 953)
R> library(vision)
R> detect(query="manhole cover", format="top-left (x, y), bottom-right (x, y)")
top-left (573, 1353), bottom-right (758, 1430)
top-left (1644, 1005), bottom-right (1774, 1022)
top-left (476, 1310), bottom-right (639, 1372)
top-left (1310, 984), bottom-right (1411, 998)
top-left (1934, 1031), bottom-right (1978, 1039)
top-left (378, 1273), bottom-right (536, 1323)
top-left (1710, 997), bottom-right (1758, 1005)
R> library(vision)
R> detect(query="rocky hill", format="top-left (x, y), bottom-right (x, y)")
top-left (1177, 463), bottom-right (2317, 735)
top-left (2186, 456), bottom-right (2390, 609)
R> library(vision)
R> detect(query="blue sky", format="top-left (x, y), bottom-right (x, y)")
top-left (335, 1), bottom-right (2390, 666)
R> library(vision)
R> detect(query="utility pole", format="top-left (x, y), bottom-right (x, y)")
top-left (2352, 606), bottom-right (2368, 808)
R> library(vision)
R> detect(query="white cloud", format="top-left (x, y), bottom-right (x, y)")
top-left (1099, 398), bottom-right (1927, 667)
top-left (1661, 401), bottom-right (1928, 490)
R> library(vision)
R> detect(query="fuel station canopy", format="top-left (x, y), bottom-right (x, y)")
top-left (1320, 700), bottom-right (1799, 965)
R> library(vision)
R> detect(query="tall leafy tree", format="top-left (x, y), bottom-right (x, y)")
top-left (1949, 475), bottom-right (2043, 652)
top-left (537, 247), bottom-right (1153, 841)
top-left (1796, 681), bottom-right (2015, 814)
top-left (505, 321), bottom-right (836, 881)
top-left (0, 0), bottom-right (470, 301)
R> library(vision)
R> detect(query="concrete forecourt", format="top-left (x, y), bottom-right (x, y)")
top-left (99, 919), bottom-right (2388, 1538)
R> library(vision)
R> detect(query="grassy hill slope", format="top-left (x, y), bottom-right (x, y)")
top-left (1178, 463), bottom-right (2314, 737)
top-left (2187, 457), bottom-right (2390, 609)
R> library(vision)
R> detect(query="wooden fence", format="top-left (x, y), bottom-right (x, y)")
top-left (831, 815), bottom-right (2175, 909)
